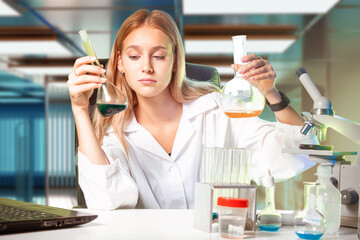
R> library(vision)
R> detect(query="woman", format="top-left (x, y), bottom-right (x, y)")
top-left (67, 9), bottom-right (315, 210)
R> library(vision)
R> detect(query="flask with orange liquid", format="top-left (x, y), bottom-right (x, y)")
top-left (219, 35), bottom-right (265, 118)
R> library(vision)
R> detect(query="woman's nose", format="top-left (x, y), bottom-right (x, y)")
top-left (142, 61), bottom-right (154, 74)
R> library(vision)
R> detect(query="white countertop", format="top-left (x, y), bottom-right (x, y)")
top-left (0, 209), bottom-right (357, 240)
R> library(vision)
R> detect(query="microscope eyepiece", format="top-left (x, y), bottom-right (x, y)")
top-left (296, 68), bottom-right (307, 78)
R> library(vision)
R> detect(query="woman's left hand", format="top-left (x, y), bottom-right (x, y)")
top-left (231, 53), bottom-right (276, 95)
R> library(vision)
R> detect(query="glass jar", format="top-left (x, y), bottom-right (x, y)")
top-left (217, 197), bottom-right (249, 239)
top-left (294, 182), bottom-right (326, 239)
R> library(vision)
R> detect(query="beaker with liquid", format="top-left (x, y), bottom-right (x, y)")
top-left (79, 30), bottom-right (128, 117)
top-left (219, 35), bottom-right (265, 118)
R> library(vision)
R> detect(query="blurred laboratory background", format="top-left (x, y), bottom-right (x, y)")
top-left (0, 0), bottom-right (359, 209)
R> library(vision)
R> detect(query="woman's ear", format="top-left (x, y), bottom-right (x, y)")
top-left (172, 57), bottom-right (177, 72)
top-left (117, 51), bottom-right (124, 72)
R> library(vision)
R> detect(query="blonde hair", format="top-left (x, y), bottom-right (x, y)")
top-left (93, 9), bottom-right (219, 153)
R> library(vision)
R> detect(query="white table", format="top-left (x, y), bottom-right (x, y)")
top-left (0, 209), bottom-right (357, 240)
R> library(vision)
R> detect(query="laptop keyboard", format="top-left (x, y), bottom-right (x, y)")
top-left (0, 203), bottom-right (61, 221)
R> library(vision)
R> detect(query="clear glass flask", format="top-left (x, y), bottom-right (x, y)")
top-left (257, 169), bottom-right (282, 232)
top-left (79, 30), bottom-right (128, 117)
top-left (294, 182), bottom-right (326, 240)
top-left (219, 35), bottom-right (265, 118)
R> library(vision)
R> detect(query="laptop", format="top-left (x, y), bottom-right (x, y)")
top-left (0, 197), bottom-right (97, 234)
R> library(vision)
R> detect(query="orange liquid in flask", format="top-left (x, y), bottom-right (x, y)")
top-left (224, 110), bottom-right (262, 118)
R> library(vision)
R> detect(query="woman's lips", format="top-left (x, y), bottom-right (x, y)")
top-left (138, 78), bottom-right (156, 84)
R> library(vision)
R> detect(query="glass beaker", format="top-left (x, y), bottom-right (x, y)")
top-left (219, 35), bottom-right (265, 118)
top-left (294, 182), bottom-right (326, 240)
top-left (79, 30), bottom-right (128, 117)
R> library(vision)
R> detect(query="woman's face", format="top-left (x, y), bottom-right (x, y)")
top-left (118, 25), bottom-right (175, 99)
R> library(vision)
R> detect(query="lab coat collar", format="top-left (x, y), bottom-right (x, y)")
top-left (172, 93), bottom-right (219, 160)
top-left (122, 93), bottom-right (218, 133)
top-left (117, 93), bottom-right (218, 161)
top-left (123, 112), bottom-right (138, 133)
top-left (182, 92), bottom-right (218, 120)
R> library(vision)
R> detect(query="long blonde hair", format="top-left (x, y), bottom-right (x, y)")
top-left (93, 9), bottom-right (219, 152)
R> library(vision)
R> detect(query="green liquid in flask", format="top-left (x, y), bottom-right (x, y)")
top-left (97, 103), bottom-right (127, 117)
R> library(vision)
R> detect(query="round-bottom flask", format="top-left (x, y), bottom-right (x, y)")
top-left (219, 35), bottom-right (265, 118)
top-left (294, 182), bottom-right (326, 240)
top-left (257, 208), bottom-right (282, 232)
top-left (257, 170), bottom-right (282, 232)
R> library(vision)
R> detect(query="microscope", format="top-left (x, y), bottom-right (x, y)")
top-left (287, 68), bottom-right (360, 228)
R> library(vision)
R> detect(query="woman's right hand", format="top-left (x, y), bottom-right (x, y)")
top-left (67, 56), bottom-right (107, 110)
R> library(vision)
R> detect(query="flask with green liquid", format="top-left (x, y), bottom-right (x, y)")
top-left (79, 29), bottom-right (128, 117)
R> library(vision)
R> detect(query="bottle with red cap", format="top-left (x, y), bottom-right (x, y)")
top-left (217, 197), bottom-right (249, 239)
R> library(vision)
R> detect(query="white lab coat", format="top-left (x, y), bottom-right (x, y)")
top-left (78, 92), bottom-right (317, 210)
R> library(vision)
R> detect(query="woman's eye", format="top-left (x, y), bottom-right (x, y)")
top-left (153, 56), bottom-right (165, 60)
top-left (129, 56), bottom-right (140, 60)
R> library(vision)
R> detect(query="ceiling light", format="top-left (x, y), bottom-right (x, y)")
top-left (0, 0), bottom-right (20, 16)
top-left (0, 27), bottom-right (73, 56)
top-left (8, 57), bottom-right (76, 76)
top-left (10, 66), bottom-right (73, 76)
top-left (183, 24), bottom-right (298, 55)
top-left (183, 0), bottom-right (340, 15)
top-left (0, 40), bottom-right (73, 56)
top-left (184, 38), bottom-right (296, 55)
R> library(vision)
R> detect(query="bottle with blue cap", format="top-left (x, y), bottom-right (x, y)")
top-left (256, 169), bottom-right (282, 231)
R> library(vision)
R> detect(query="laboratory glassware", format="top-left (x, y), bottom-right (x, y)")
top-left (294, 182), bottom-right (326, 240)
top-left (219, 35), bottom-right (265, 118)
top-left (256, 169), bottom-right (282, 232)
top-left (79, 29), bottom-right (128, 117)
top-left (316, 164), bottom-right (341, 235)
top-left (217, 197), bottom-right (249, 239)
top-left (201, 147), bottom-right (252, 214)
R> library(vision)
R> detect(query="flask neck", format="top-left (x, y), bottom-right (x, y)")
top-left (234, 72), bottom-right (245, 79)
top-left (303, 183), bottom-right (318, 211)
top-left (232, 35), bottom-right (247, 65)
top-left (265, 186), bottom-right (276, 210)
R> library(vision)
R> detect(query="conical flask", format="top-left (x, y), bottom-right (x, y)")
top-left (294, 182), bottom-right (326, 239)
top-left (79, 30), bottom-right (128, 117)
top-left (219, 35), bottom-right (265, 118)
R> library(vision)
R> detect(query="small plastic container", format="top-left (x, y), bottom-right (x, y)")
top-left (217, 197), bottom-right (249, 239)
